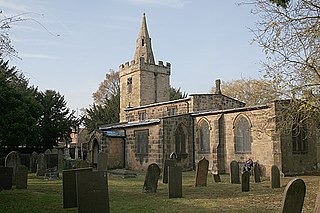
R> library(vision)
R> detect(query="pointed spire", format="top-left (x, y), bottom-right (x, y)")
top-left (134, 13), bottom-right (155, 64)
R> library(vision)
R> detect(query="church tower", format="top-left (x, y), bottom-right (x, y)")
top-left (119, 14), bottom-right (171, 122)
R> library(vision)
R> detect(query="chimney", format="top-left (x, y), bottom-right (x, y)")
top-left (215, 79), bottom-right (221, 95)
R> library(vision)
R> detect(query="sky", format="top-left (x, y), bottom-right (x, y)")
top-left (0, 0), bottom-right (265, 115)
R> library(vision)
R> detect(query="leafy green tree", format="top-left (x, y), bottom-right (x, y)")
top-left (0, 58), bottom-right (42, 149)
top-left (38, 90), bottom-right (78, 149)
top-left (169, 86), bottom-right (188, 101)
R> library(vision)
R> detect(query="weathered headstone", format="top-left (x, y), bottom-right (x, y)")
top-left (97, 152), bottom-right (108, 171)
top-left (5, 151), bottom-right (21, 185)
top-left (241, 171), bottom-right (250, 192)
top-left (230, 160), bottom-right (240, 184)
top-left (313, 181), bottom-right (320, 213)
top-left (0, 167), bottom-right (13, 190)
top-left (36, 153), bottom-right (47, 176)
top-left (168, 166), bottom-right (182, 198)
top-left (253, 162), bottom-right (261, 183)
top-left (195, 157), bottom-right (209, 187)
top-left (143, 163), bottom-right (161, 193)
top-left (16, 165), bottom-right (28, 189)
top-left (271, 165), bottom-right (280, 188)
top-left (20, 154), bottom-right (31, 170)
top-left (63, 167), bottom-right (93, 208)
top-left (30, 151), bottom-right (38, 173)
top-left (47, 154), bottom-right (58, 169)
top-left (163, 159), bottom-right (177, 184)
top-left (44, 149), bottom-right (51, 155)
top-left (213, 173), bottom-right (221, 183)
top-left (281, 178), bottom-right (306, 213)
top-left (76, 171), bottom-right (110, 213)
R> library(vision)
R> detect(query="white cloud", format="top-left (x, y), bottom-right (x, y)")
top-left (128, 0), bottom-right (191, 8)
top-left (20, 53), bottom-right (58, 60)
top-left (0, 1), bottom-right (31, 13)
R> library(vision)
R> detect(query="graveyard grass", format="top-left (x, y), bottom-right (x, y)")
top-left (0, 171), bottom-right (319, 213)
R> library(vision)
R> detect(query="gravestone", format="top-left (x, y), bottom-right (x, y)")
top-left (97, 152), bottom-right (108, 171)
top-left (36, 153), bottom-right (47, 176)
top-left (271, 165), bottom-right (280, 188)
top-left (52, 148), bottom-right (58, 154)
top-left (143, 163), bottom-right (161, 193)
top-left (168, 166), bottom-right (182, 198)
top-left (195, 157), bottom-right (209, 187)
top-left (47, 154), bottom-right (58, 169)
top-left (314, 181), bottom-right (320, 213)
top-left (30, 151), bottom-right (38, 173)
top-left (0, 167), bottom-right (13, 190)
top-left (253, 162), bottom-right (261, 183)
top-left (16, 165), bottom-right (28, 189)
top-left (76, 171), bottom-right (110, 213)
top-left (163, 159), bottom-right (177, 184)
top-left (241, 171), bottom-right (250, 192)
top-left (281, 178), bottom-right (306, 213)
top-left (213, 173), bottom-right (221, 183)
top-left (58, 149), bottom-right (64, 170)
top-left (230, 160), bottom-right (240, 184)
top-left (63, 167), bottom-right (93, 208)
top-left (20, 154), bottom-right (31, 170)
top-left (5, 151), bottom-right (21, 185)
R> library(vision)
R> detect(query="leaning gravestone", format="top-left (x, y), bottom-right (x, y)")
top-left (36, 153), bottom-right (47, 176)
top-left (241, 171), bottom-right (250, 192)
top-left (5, 151), bottom-right (21, 185)
top-left (253, 162), bottom-right (261, 183)
top-left (271, 165), bottom-right (280, 188)
top-left (97, 152), bottom-right (108, 171)
top-left (76, 171), bottom-right (110, 213)
top-left (30, 151), bottom-right (38, 173)
top-left (195, 157), bottom-right (209, 187)
top-left (163, 159), bottom-right (177, 184)
top-left (230, 160), bottom-right (240, 184)
top-left (0, 167), bottom-right (13, 190)
top-left (168, 166), bottom-right (182, 198)
top-left (63, 167), bottom-right (93, 208)
top-left (281, 178), bottom-right (306, 213)
top-left (143, 163), bottom-right (161, 193)
top-left (16, 165), bottom-right (28, 189)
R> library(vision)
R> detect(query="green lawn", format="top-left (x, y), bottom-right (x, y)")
top-left (0, 171), bottom-right (318, 212)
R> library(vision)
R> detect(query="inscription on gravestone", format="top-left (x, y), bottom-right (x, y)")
top-left (63, 167), bottom-right (93, 208)
top-left (230, 160), bottom-right (240, 184)
top-left (281, 178), bottom-right (306, 213)
top-left (76, 171), bottom-right (110, 213)
top-left (163, 159), bottom-right (177, 184)
top-left (195, 157), bottom-right (209, 187)
top-left (168, 166), bottom-right (182, 198)
top-left (241, 171), bottom-right (250, 192)
top-left (143, 163), bottom-right (161, 193)
top-left (271, 165), bottom-right (280, 189)
top-left (16, 165), bottom-right (28, 189)
top-left (0, 167), bottom-right (13, 190)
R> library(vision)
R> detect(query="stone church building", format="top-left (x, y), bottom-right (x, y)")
top-left (87, 14), bottom-right (319, 177)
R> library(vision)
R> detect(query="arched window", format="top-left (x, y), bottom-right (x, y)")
top-left (199, 120), bottom-right (210, 152)
top-left (175, 125), bottom-right (186, 155)
top-left (234, 116), bottom-right (251, 153)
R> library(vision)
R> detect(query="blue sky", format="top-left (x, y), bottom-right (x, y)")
top-left (0, 0), bottom-right (265, 113)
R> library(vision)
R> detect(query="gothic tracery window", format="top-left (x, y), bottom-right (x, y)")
top-left (234, 115), bottom-right (251, 153)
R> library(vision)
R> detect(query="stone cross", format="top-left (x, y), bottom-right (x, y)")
top-left (241, 171), bottom-right (250, 192)
top-left (271, 165), bottom-right (280, 188)
top-left (143, 163), bottom-right (161, 193)
top-left (230, 160), bottom-right (240, 184)
top-left (168, 166), bottom-right (182, 198)
top-left (195, 157), bottom-right (209, 187)
top-left (281, 178), bottom-right (306, 213)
